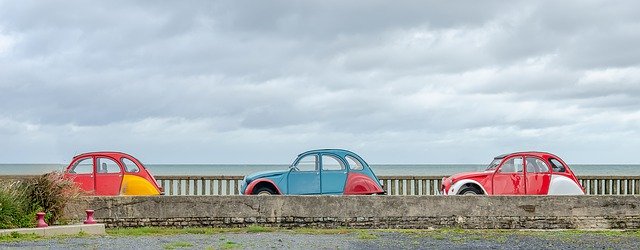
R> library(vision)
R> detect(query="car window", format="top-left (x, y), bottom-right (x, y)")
top-left (121, 158), bottom-right (140, 173)
top-left (295, 155), bottom-right (317, 171)
top-left (345, 155), bottom-right (363, 170)
top-left (526, 157), bottom-right (550, 173)
top-left (499, 157), bottom-right (523, 173)
top-left (70, 158), bottom-right (93, 174)
top-left (549, 158), bottom-right (566, 172)
top-left (322, 155), bottom-right (345, 171)
top-left (96, 157), bottom-right (122, 173)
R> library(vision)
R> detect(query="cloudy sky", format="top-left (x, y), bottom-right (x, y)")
top-left (1, 1), bottom-right (639, 164)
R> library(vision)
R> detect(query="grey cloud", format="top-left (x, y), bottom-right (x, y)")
top-left (1, 0), bottom-right (639, 163)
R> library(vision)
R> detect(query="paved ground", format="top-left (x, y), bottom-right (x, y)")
top-left (1, 230), bottom-right (639, 249)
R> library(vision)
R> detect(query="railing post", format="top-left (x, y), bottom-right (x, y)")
top-left (187, 178), bottom-right (192, 195)
top-left (193, 179), bottom-right (198, 195)
top-left (201, 177), bottom-right (206, 195)
top-left (390, 180), bottom-right (396, 195)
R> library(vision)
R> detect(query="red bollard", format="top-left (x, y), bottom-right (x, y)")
top-left (36, 212), bottom-right (48, 227)
top-left (84, 210), bottom-right (96, 224)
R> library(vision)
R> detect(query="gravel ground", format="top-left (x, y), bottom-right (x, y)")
top-left (1, 231), bottom-right (639, 249)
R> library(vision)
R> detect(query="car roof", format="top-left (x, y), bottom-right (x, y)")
top-left (298, 148), bottom-right (359, 157)
top-left (72, 151), bottom-right (136, 159)
top-left (494, 151), bottom-right (560, 159)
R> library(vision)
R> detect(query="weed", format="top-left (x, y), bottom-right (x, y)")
top-left (246, 225), bottom-right (274, 233)
top-left (0, 232), bottom-right (41, 242)
top-left (289, 228), bottom-right (351, 235)
top-left (221, 241), bottom-right (240, 249)
top-left (357, 230), bottom-right (378, 240)
top-left (163, 241), bottom-right (194, 249)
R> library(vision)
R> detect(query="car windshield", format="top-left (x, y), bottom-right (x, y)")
top-left (485, 158), bottom-right (502, 171)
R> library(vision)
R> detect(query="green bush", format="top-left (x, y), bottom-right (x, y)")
top-left (0, 171), bottom-right (84, 228)
top-left (0, 181), bottom-right (35, 229)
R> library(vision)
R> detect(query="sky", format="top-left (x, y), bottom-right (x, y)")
top-left (0, 1), bottom-right (639, 164)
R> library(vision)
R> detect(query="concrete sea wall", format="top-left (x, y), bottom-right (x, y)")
top-left (64, 195), bottom-right (640, 229)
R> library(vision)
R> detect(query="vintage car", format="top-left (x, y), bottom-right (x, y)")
top-left (241, 149), bottom-right (385, 195)
top-left (441, 152), bottom-right (584, 195)
top-left (63, 152), bottom-right (162, 196)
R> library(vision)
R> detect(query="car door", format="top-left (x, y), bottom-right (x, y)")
top-left (525, 157), bottom-right (551, 195)
top-left (320, 154), bottom-right (348, 194)
top-left (492, 156), bottom-right (526, 195)
top-left (287, 154), bottom-right (321, 194)
top-left (66, 157), bottom-right (95, 193)
top-left (94, 157), bottom-right (124, 195)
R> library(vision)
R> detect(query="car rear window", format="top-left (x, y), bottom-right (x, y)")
top-left (345, 155), bottom-right (364, 171)
top-left (549, 158), bottom-right (566, 172)
top-left (121, 158), bottom-right (141, 173)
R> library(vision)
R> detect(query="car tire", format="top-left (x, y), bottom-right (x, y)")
top-left (459, 187), bottom-right (482, 195)
top-left (254, 187), bottom-right (276, 195)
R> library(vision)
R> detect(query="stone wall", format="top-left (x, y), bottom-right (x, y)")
top-left (64, 195), bottom-right (640, 229)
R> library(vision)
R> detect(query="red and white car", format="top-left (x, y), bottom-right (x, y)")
top-left (441, 152), bottom-right (584, 195)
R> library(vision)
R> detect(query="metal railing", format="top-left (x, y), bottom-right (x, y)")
top-left (2, 175), bottom-right (639, 196)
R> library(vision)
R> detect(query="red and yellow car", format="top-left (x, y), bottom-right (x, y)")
top-left (441, 152), bottom-right (584, 195)
top-left (63, 152), bottom-right (162, 196)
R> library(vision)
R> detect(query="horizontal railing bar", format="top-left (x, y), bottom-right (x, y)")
top-left (2, 175), bottom-right (640, 180)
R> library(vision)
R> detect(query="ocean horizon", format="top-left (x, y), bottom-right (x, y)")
top-left (0, 163), bottom-right (639, 176)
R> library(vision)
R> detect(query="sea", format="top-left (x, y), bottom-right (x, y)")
top-left (0, 164), bottom-right (639, 176)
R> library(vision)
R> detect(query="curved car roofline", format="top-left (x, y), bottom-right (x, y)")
top-left (494, 151), bottom-right (559, 159)
top-left (73, 151), bottom-right (137, 159)
top-left (298, 148), bottom-right (358, 157)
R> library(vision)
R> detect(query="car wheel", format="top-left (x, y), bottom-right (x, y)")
top-left (459, 187), bottom-right (482, 195)
top-left (254, 187), bottom-right (276, 195)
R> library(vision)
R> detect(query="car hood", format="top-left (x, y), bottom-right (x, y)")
top-left (449, 171), bottom-right (493, 182)
top-left (244, 170), bottom-right (288, 183)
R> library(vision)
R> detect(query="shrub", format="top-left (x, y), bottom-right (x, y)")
top-left (0, 180), bottom-right (35, 229)
top-left (25, 172), bottom-right (83, 225)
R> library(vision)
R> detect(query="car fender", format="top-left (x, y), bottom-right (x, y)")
top-left (343, 172), bottom-right (384, 195)
top-left (547, 174), bottom-right (584, 195)
top-left (244, 178), bottom-right (283, 195)
top-left (448, 179), bottom-right (488, 195)
top-left (120, 174), bottom-right (161, 195)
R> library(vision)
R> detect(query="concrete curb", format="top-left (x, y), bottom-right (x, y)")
top-left (0, 224), bottom-right (105, 237)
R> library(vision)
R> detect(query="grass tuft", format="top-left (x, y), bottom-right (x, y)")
top-left (246, 225), bottom-right (275, 233)
top-left (0, 232), bottom-right (42, 242)
top-left (163, 241), bottom-right (194, 249)
top-left (221, 241), bottom-right (240, 249)
top-left (356, 230), bottom-right (378, 240)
